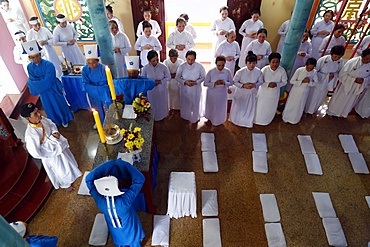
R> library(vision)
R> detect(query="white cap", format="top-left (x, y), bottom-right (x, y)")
top-left (14, 31), bottom-right (26, 39)
top-left (125, 56), bottom-right (140, 70)
top-left (29, 18), bottom-right (39, 25)
top-left (21, 40), bottom-right (42, 55)
top-left (56, 16), bottom-right (66, 22)
top-left (9, 221), bottom-right (27, 237)
top-left (84, 44), bottom-right (100, 60)
top-left (94, 176), bottom-right (125, 196)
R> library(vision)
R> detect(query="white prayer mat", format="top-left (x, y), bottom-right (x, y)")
top-left (203, 218), bottom-right (222, 247)
top-left (252, 133), bottom-right (268, 152)
top-left (202, 190), bottom-right (218, 216)
top-left (151, 215), bottom-right (170, 246)
top-left (89, 213), bottom-right (108, 246)
top-left (338, 134), bottom-right (359, 153)
top-left (202, 151), bottom-right (218, 172)
top-left (201, 132), bottom-right (215, 142)
top-left (366, 196), bottom-right (370, 208)
top-left (347, 152), bottom-right (369, 174)
top-left (297, 135), bottom-right (316, 154)
top-left (77, 171), bottom-right (90, 195)
top-left (201, 140), bottom-right (216, 152)
top-left (322, 218), bottom-right (348, 247)
top-left (122, 104), bottom-right (137, 119)
top-left (303, 153), bottom-right (323, 175)
top-left (117, 153), bottom-right (133, 165)
top-left (253, 151), bottom-right (268, 173)
top-left (264, 223), bottom-right (287, 247)
top-left (312, 192), bottom-right (337, 218)
top-left (260, 194), bottom-right (281, 223)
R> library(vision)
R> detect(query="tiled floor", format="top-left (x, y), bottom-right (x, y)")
top-left (27, 106), bottom-right (370, 246)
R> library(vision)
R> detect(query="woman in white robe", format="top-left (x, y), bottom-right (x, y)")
top-left (255, 53), bottom-right (287, 125)
top-left (210, 6), bottom-right (236, 54)
top-left (163, 49), bottom-right (184, 110)
top-left (354, 86), bottom-right (370, 118)
top-left (215, 29), bottom-right (240, 76)
top-left (27, 17), bottom-right (62, 78)
top-left (21, 104), bottom-right (81, 191)
top-left (109, 20), bottom-right (131, 78)
top-left (0, 0), bottom-right (28, 37)
top-left (166, 17), bottom-right (195, 61)
top-left (327, 49), bottom-right (370, 118)
top-left (180, 13), bottom-right (197, 39)
top-left (277, 19), bottom-right (290, 54)
top-left (13, 31), bottom-right (28, 75)
top-left (106, 5), bottom-right (124, 33)
top-left (238, 9), bottom-right (263, 68)
top-left (175, 50), bottom-right (206, 123)
top-left (136, 8), bottom-right (161, 38)
top-left (305, 45), bottom-right (344, 114)
top-left (353, 36), bottom-right (370, 57)
top-left (282, 58), bottom-right (318, 124)
top-left (318, 24), bottom-right (346, 56)
top-left (134, 21), bottom-right (162, 66)
top-left (229, 52), bottom-right (263, 128)
top-left (287, 31), bottom-right (312, 91)
top-left (204, 56), bottom-right (233, 126)
top-left (53, 14), bottom-right (85, 65)
top-left (310, 10), bottom-right (335, 59)
top-left (142, 50), bottom-right (171, 121)
top-left (245, 28), bottom-right (271, 69)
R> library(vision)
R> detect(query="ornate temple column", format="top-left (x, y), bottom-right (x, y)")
top-left (85, 0), bottom-right (117, 77)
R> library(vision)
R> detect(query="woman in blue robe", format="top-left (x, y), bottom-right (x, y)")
top-left (86, 159), bottom-right (145, 247)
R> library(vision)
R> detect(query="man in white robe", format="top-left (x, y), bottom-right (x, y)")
top-left (21, 103), bottom-right (81, 191)
top-left (327, 49), bottom-right (370, 118)
top-left (276, 19), bottom-right (290, 54)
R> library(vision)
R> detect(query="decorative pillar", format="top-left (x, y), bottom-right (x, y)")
top-left (85, 0), bottom-right (117, 78)
top-left (280, 0), bottom-right (315, 94)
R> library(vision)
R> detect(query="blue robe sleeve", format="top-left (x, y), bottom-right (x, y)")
top-left (82, 67), bottom-right (111, 103)
top-left (27, 61), bottom-right (59, 96)
top-left (114, 77), bottom-right (156, 103)
top-left (27, 235), bottom-right (58, 247)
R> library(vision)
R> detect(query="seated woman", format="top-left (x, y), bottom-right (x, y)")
top-left (245, 28), bottom-right (271, 69)
top-left (204, 56), bottom-right (233, 126)
top-left (141, 50), bottom-right (171, 121)
top-left (175, 50), bottom-right (206, 123)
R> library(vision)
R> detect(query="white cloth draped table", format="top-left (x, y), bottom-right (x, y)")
top-left (260, 194), bottom-right (281, 223)
top-left (202, 190), bottom-right (218, 216)
top-left (151, 215), bottom-right (170, 246)
top-left (203, 218), bottom-right (222, 247)
top-left (89, 213), bottom-right (108, 246)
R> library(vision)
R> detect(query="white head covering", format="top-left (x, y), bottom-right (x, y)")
top-left (56, 16), bottom-right (66, 22)
top-left (94, 176), bottom-right (124, 196)
top-left (29, 17), bottom-right (39, 25)
top-left (21, 40), bottom-right (42, 55)
top-left (14, 31), bottom-right (26, 39)
top-left (125, 56), bottom-right (140, 70)
top-left (9, 221), bottom-right (27, 237)
top-left (84, 44), bottom-right (100, 60)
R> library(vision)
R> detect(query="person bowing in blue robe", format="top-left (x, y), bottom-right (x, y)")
top-left (22, 40), bottom-right (73, 127)
top-left (86, 159), bottom-right (145, 247)
top-left (82, 45), bottom-right (112, 125)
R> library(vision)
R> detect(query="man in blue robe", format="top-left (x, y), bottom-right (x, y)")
top-left (23, 40), bottom-right (73, 127)
top-left (82, 45), bottom-right (112, 124)
top-left (86, 159), bottom-right (145, 247)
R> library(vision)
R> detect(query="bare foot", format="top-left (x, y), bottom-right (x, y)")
top-left (65, 186), bottom-right (75, 192)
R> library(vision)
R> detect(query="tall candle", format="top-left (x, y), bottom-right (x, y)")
top-left (105, 66), bottom-right (116, 101)
top-left (92, 109), bottom-right (106, 144)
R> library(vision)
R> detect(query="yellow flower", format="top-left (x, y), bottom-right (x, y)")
top-left (128, 133), bottom-right (135, 140)
top-left (135, 143), bottom-right (142, 149)
top-left (139, 137), bottom-right (144, 144)
top-left (125, 141), bottom-right (134, 149)
top-left (120, 129), bottom-right (126, 135)
top-left (133, 139), bottom-right (139, 145)
top-left (133, 127), bottom-right (141, 133)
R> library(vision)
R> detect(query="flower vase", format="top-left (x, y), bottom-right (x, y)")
top-left (129, 148), bottom-right (142, 163)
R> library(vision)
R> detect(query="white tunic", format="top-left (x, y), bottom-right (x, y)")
top-left (204, 67), bottom-right (233, 126)
top-left (142, 62), bottom-right (171, 121)
top-left (255, 66), bottom-right (287, 125)
top-left (277, 20), bottom-right (290, 54)
top-left (305, 55), bottom-right (343, 114)
top-left (245, 40), bottom-right (272, 69)
top-left (238, 19), bottom-right (263, 68)
top-left (166, 29), bottom-right (195, 61)
top-left (53, 24), bottom-right (85, 65)
top-left (310, 20), bottom-right (334, 59)
top-left (111, 31), bottom-right (131, 78)
top-left (27, 27), bottom-right (62, 78)
top-left (215, 39), bottom-right (240, 75)
top-left (134, 35), bottom-right (162, 66)
top-left (163, 58), bottom-right (184, 110)
top-left (319, 35), bottom-right (346, 56)
top-left (185, 23), bottom-right (197, 39)
top-left (0, 6), bottom-right (27, 37)
top-left (229, 66), bottom-right (263, 128)
top-left (13, 43), bottom-right (29, 75)
top-left (282, 67), bottom-right (318, 124)
top-left (25, 117), bottom-right (82, 189)
top-left (210, 17), bottom-right (236, 54)
top-left (327, 56), bottom-right (370, 117)
top-left (175, 62), bottom-right (206, 123)
top-left (136, 19), bottom-right (162, 38)
top-left (352, 36), bottom-right (370, 57)
top-left (110, 16), bottom-right (124, 33)
top-left (354, 87), bottom-right (370, 118)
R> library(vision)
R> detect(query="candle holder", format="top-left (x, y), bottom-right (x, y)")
top-left (99, 142), bottom-right (114, 157)
top-left (109, 100), bottom-right (123, 119)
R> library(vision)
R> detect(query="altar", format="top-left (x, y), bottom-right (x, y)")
top-left (92, 108), bottom-right (157, 213)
